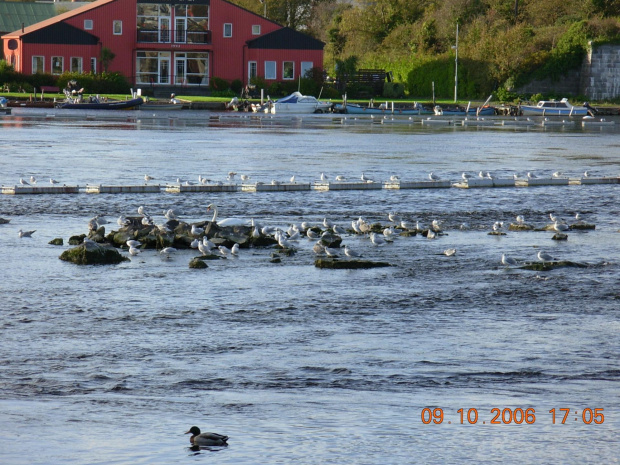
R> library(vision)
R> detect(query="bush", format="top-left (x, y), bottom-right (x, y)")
top-left (383, 82), bottom-right (405, 98)
top-left (210, 76), bottom-right (229, 91)
top-left (230, 79), bottom-right (243, 95)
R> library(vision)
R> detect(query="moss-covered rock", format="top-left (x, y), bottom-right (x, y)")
top-left (314, 258), bottom-right (392, 269)
top-left (520, 260), bottom-right (588, 271)
top-left (552, 233), bottom-right (568, 241)
top-left (189, 258), bottom-right (208, 269)
top-left (570, 223), bottom-right (595, 230)
top-left (68, 234), bottom-right (87, 245)
top-left (49, 238), bottom-right (64, 246)
top-left (508, 223), bottom-right (535, 231)
top-left (60, 242), bottom-right (129, 265)
top-left (488, 231), bottom-right (507, 236)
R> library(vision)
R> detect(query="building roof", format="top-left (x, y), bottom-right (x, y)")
top-left (0, 1), bottom-right (57, 34)
top-left (2, 0), bottom-right (116, 37)
top-left (23, 21), bottom-right (98, 45)
top-left (247, 27), bottom-right (324, 51)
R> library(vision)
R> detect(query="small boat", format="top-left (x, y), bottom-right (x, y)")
top-left (519, 98), bottom-right (590, 116)
top-left (140, 102), bottom-right (185, 111)
top-left (338, 102), bottom-right (432, 115)
top-left (433, 105), bottom-right (496, 116)
top-left (56, 97), bottom-right (144, 110)
top-left (0, 97), bottom-right (11, 114)
top-left (256, 92), bottom-right (332, 114)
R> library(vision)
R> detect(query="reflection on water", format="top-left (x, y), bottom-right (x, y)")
top-left (0, 109), bottom-right (619, 464)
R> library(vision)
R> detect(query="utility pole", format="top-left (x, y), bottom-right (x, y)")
top-left (452, 23), bottom-right (459, 103)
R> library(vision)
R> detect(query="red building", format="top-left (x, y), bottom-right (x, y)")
top-left (1, 0), bottom-right (324, 90)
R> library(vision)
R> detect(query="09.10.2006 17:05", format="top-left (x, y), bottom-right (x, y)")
top-left (421, 407), bottom-right (605, 425)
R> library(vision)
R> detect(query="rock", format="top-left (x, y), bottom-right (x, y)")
top-left (488, 231), bottom-right (507, 236)
top-left (314, 258), bottom-right (391, 269)
top-left (520, 260), bottom-right (588, 271)
top-left (250, 235), bottom-right (278, 247)
top-left (49, 238), bottom-right (63, 246)
top-left (189, 258), bottom-right (208, 269)
top-left (0, 217), bottom-right (10, 224)
top-left (399, 230), bottom-right (417, 237)
top-left (59, 242), bottom-right (129, 265)
top-left (508, 223), bottom-right (534, 231)
top-left (552, 233), bottom-right (568, 241)
top-left (570, 223), bottom-right (595, 230)
top-left (68, 234), bottom-right (87, 245)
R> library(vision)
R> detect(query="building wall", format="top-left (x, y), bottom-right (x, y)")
top-left (246, 48), bottom-right (323, 83)
top-left (209, 0), bottom-right (280, 83)
top-left (21, 43), bottom-right (100, 75)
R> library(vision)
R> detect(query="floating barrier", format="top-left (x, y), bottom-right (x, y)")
top-left (461, 118), bottom-right (495, 126)
top-left (502, 119), bottom-right (536, 126)
top-left (421, 118), bottom-right (453, 126)
top-left (241, 182), bottom-right (311, 192)
top-left (85, 184), bottom-right (161, 194)
top-left (1, 185), bottom-right (79, 194)
top-left (541, 119), bottom-right (575, 127)
top-left (582, 118), bottom-right (615, 127)
top-left (165, 184), bottom-right (237, 193)
top-left (3, 176), bottom-right (619, 195)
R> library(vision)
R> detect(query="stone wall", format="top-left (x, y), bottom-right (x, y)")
top-left (581, 43), bottom-right (620, 100)
top-left (515, 43), bottom-right (620, 100)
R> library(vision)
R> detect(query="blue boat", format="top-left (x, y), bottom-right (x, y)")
top-left (337, 102), bottom-right (433, 115)
top-left (433, 105), bottom-right (496, 116)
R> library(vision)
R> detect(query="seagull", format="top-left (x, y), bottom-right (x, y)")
top-left (516, 215), bottom-right (525, 224)
top-left (389, 175), bottom-right (400, 181)
top-left (190, 239), bottom-right (200, 249)
top-left (369, 232), bottom-right (385, 246)
top-left (240, 174), bottom-right (250, 182)
top-left (501, 254), bottom-right (518, 267)
top-left (400, 220), bottom-right (412, 230)
top-left (231, 243), bottom-right (240, 255)
top-left (320, 172), bottom-right (328, 181)
top-left (324, 246), bottom-right (340, 257)
top-left (553, 221), bottom-right (570, 232)
top-left (144, 174), bottom-right (155, 183)
top-left (552, 171), bottom-right (563, 178)
top-left (537, 251), bottom-right (554, 263)
top-left (335, 175), bottom-right (346, 181)
top-left (218, 245), bottom-right (232, 255)
top-left (126, 240), bottom-right (141, 248)
top-left (478, 171), bottom-right (485, 178)
top-left (388, 212), bottom-right (401, 224)
top-left (312, 242), bottom-right (325, 255)
top-left (191, 224), bottom-right (204, 236)
top-left (128, 246), bottom-right (140, 256)
top-left (361, 172), bottom-right (372, 182)
top-left (443, 248), bottom-right (456, 257)
top-left (19, 178), bottom-right (30, 186)
top-left (549, 213), bottom-right (558, 222)
top-left (333, 225), bottom-right (346, 235)
top-left (227, 171), bottom-right (237, 181)
top-left (461, 172), bottom-right (472, 180)
top-left (50, 178), bottom-right (60, 185)
top-left (431, 219), bottom-right (442, 231)
top-left (164, 209), bottom-right (179, 220)
top-left (574, 212), bottom-right (583, 222)
top-left (29, 176), bottom-right (37, 184)
top-left (203, 237), bottom-right (216, 250)
top-left (117, 216), bottom-right (129, 227)
top-left (290, 175), bottom-right (296, 183)
top-left (426, 229), bottom-right (436, 239)
top-left (138, 206), bottom-right (148, 217)
top-left (18, 229), bottom-right (36, 238)
top-left (344, 245), bottom-right (361, 258)
top-left (307, 229), bottom-right (319, 239)
top-left (583, 170), bottom-right (590, 178)
top-left (323, 217), bottom-right (334, 228)
top-left (429, 172), bottom-right (440, 181)
top-left (527, 171), bottom-right (537, 179)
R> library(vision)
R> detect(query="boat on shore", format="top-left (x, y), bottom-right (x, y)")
top-left (519, 98), bottom-right (591, 116)
top-left (56, 97), bottom-right (144, 110)
top-left (255, 92), bottom-right (333, 114)
top-left (336, 102), bottom-right (432, 115)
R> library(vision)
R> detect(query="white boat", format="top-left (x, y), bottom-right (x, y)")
top-left (257, 92), bottom-right (332, 114)
top-left (520, 98), bottom-right (590, 116)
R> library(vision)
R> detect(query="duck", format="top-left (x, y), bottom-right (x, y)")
top-left (185, 426), bottom-right (228, 446)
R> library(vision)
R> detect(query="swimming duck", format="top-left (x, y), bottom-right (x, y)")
top-left (185, 426), bottom-right (229, 446)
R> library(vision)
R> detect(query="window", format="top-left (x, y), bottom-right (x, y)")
top-left (137, 4), bottom-right (171, 43)
top-left (252, 25), bottom-right (260, 35)
top-left (90, 57), bottom-right (97, 73)
top-left (283, 61), bottom-right (294, 80)
top-left (301, 61), bottom-right (313, 78)
top-left (175, 5), bottom-right (209, 43)
top-left (248, 61), bottom-right (257, 83)
top-left (113, 20), bottom-right (122, 35)
top-left (84, 19), bottom-right (93, 30)
top-left (51, 56), bottom-right (64, 75)
top-left (70, 57), bottom-right (83, 73)
top-left (223, 23), bottom-right (232, 38)
top-left (32, 56), bottom-right (44, 74)
top-left (265, 61), bottom-right (276, 80)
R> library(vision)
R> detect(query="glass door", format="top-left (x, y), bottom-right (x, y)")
top-left (175, 56), bottom-right (186, 85)
top-left (175, 18), bottom-right (187, 43)
top-left (159, 56), bottom-right (170, 84)
top-left (159, 17), bottom-right (170, 43)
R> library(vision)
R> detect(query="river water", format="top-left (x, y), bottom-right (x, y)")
top-left (0, 109), bottom-right (619, 464)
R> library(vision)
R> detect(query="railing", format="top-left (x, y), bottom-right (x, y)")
top-left (137, 29), bottom-right (210, 44)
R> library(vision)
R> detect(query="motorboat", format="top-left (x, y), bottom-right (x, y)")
top-left (519, 98), bottom-right (590, 116)
top-left (56, 96), bottom-right (144, 110)
top-left (0, 97), bottom-right (11, 114)
top-left (433, 104), bottom-right (496, 116)
top-left (337, 102), bottom-right (432, 115)
top-left (257, 92), bottom-right (332, 114)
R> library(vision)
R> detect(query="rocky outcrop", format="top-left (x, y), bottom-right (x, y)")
top-left (59, 242), bottom-right (129, 265)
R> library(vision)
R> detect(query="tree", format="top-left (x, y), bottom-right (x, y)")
top-left (100, 47), bottom-right (115, 73)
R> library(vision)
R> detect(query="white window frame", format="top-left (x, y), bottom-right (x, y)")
top-left (223, 23), bottom-right (232, 38)
top-left (32, 56), bottom-right (44, 73)
top-left (264, 61), bottom-right (276, 80)
top-left (91, 57), bottom-right (97, 73)
top-left (113, 20), bottom-right (122, 35)
top-left (252, 25), bottom-right (260, 35)
top-left (248, 61), bottom-right (257, 83)
top-left (51, 56), bottom-right (64, 75)
top-left (70, 57), bottom-right (83, 73)
top-left (282, 61), bottom-right (294, 80)
top-left (301, 61), bottom-right (313, 78)
top-left (84, 19), bottom-right (93, 30)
